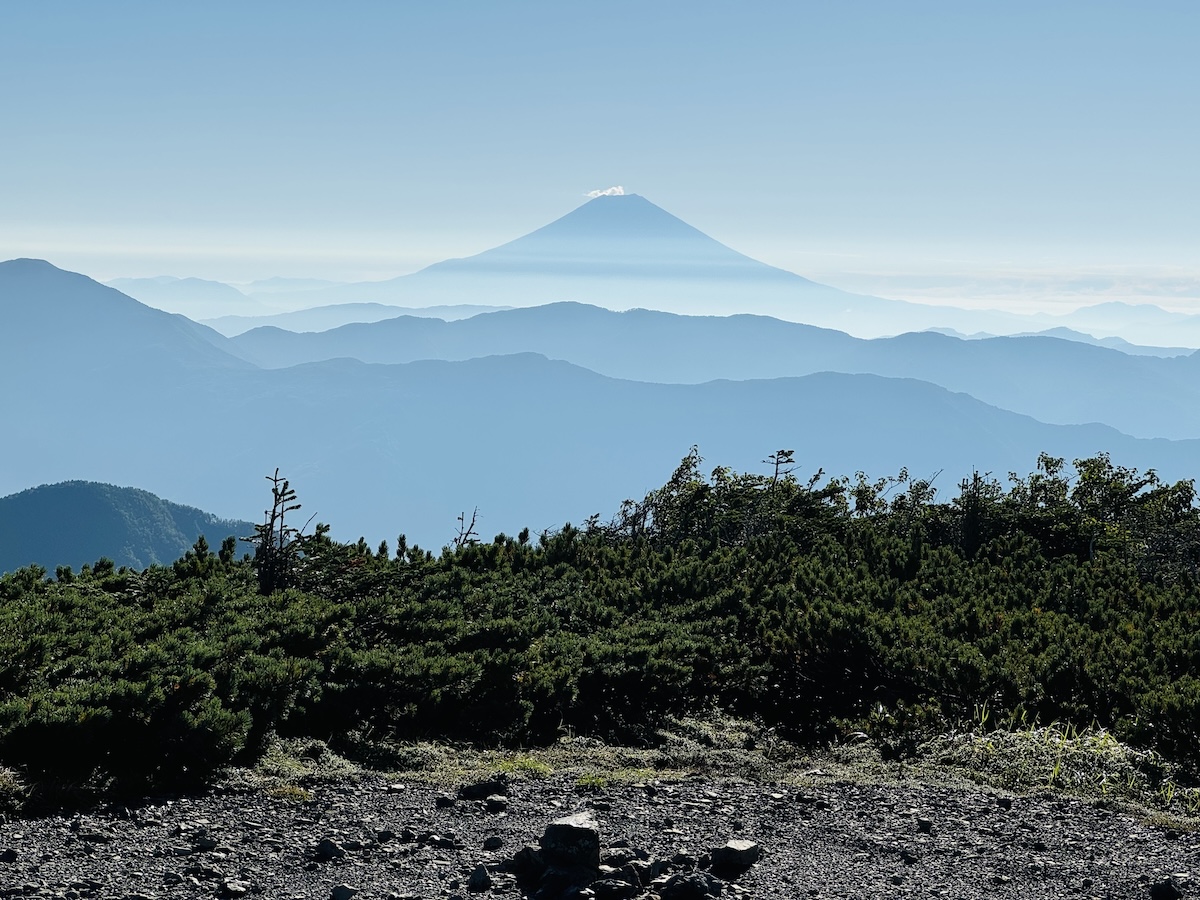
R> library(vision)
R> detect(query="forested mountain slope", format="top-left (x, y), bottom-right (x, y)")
top-left (0, 482), bottom-right (255, 573)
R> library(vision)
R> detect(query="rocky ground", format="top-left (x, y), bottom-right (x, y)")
top-left (0, 767), bottom-right (1195, 900)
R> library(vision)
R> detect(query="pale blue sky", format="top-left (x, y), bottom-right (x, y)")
top-left (2, 2), bottom-right (1197, 308)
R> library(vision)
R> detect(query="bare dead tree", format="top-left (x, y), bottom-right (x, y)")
top-left (453, 507), bottom-right (480, 550)
top-left (242, 469), bottom-right (314, 594)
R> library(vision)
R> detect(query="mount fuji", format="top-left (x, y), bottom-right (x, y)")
top-left (249, 194), bottom-right (923, 334)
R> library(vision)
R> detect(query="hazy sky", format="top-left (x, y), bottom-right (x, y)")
top-left (2, 2), bottom-right (1197, 309)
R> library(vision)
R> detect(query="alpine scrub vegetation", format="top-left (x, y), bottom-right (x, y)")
top-left (1, 450), bottom-right (1198, 802)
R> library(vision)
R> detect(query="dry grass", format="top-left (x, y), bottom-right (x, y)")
top-left (206, 718), bottom-right (1199, 831)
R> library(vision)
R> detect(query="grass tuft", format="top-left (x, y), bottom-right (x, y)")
top-left (924, 721), bottom-right (1199, 820)
top-left (496, 754), bottom-right (554, 778)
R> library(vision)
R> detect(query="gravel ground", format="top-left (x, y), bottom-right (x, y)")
top-left (0, 771), bottom-right (1195, 900)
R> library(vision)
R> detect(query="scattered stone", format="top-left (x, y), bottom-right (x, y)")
top-left (467, 864), bottom-right (492, 893)
top-left (315, 838), bottom-right (346, 860)
top-left (458, 777), bottom-right (508, 801)
top-left (1149, 879), bottom-right (1184, 900)
top-left (541, 812), bottom-right (601, 871)
top-left (602, 848), bottom-right (636, 867)
top-left (709, 840), bottom-right (761, 878)
top-left (657, 871), bottom-right (724, 899)
top-left (509, 844), bottom-right (547, 879)
top-left (672, 850), bottom-right (699, 871)
top-left (628, 857), bottom-right (668, 885)
top-left (615, 862), bottom-right (646, 886)
top-left (590, 878), bottom-right (639, 900)
top-left (0, 772), bottom-right (1192, 898)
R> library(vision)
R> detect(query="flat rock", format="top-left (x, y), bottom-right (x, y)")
top-left (458, 777), bottom-right (508, 801)
top-left (709, 839), bottom-right (760, 877)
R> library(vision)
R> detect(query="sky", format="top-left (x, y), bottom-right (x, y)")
top-left (2, 1), bottom-right (1198, 311)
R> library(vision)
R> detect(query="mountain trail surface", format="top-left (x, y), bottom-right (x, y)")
top-left (0, 772), bottom-right (1193, 899)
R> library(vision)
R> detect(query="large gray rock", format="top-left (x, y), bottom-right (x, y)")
top-left (541, 812), bottom-right (601, 871)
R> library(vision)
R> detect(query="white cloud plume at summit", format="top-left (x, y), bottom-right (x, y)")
top-left (586, 186), bottom-right (625, 198)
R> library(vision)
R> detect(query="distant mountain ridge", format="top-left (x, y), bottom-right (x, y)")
top-left (226, 302), bottom-right (1200, 440)
top-left (93, 195), bottom-right (1200, 345)
top-left (202, 301), bottom-right (511, 337)
top-left (926, 326), bottom-right (1195, 358)
top-left (105, 275), bottom-right (272, 318)
top-left (0, 481), bottom-right (256, 573)
top-left (6, 259), bottom-right (1200, 545)
top-left (1, 258), bottom-right (250, 374)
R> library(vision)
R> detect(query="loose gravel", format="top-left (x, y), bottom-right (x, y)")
top-left (0, 772), bottom-right (1195, 899)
